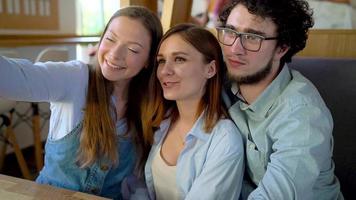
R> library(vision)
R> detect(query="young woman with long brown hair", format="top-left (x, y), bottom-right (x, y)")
top-left (142, 24), bottom-right (244, 200)
top-left (0, 6), bottom-right (162, 199)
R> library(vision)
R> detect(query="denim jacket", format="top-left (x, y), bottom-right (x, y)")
top-left (36, 120), bottom-right (136, 200)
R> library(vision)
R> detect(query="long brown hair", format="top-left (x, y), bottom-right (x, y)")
top-left (78, 6), bottom-right (163, 175)
top-left (142, 23), bottom-right (228, 144)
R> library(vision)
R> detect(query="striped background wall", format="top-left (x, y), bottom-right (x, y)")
top-left (0, 0), bottom-right (58, 30)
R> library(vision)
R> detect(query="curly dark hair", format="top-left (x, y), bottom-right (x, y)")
top-left (219, 0), bottom-right (314, 65)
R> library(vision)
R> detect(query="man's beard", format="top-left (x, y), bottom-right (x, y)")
top-left (228, 58), bottom-right (273, 85)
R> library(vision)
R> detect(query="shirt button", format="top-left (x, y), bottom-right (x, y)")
top-left (100, 165), bottom-right (109, 171)
top-left (249, 143), bottom-right (255, 149)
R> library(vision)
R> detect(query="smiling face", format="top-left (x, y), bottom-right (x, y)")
top-left (222, 4), bottom-right (286, 85)
top-left (97, 16), bottom-right (151, 85)
top-left (156, 34), bottom-right (215, 103)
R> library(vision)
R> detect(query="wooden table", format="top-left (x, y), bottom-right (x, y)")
top-left (0, 174), bottom-right (110, 199)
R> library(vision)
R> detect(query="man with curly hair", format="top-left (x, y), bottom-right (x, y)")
top-left (217, 0), bottom-right (343, 199)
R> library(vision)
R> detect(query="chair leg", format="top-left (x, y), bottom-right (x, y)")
top-left (0, 115), bottom-right (9, 170)
top-left (31, 103), bottom-right (43, 172)
top-left (5, 127), bottom-right (32, 180)
top-left (4, 112), bottom-right (32, 180)
top-left (0, 132), bottom-right (7, 170)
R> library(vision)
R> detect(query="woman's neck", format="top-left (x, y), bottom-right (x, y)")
top-left (159, 99), bottom-right (202, 166)
top-left (175, 99), bottom-right (201, 130)
top-left (113, 81), bottom-right (130, 119)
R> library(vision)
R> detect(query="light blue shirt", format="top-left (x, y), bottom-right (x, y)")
top-left (145, 113), bottom-right (244, 200)
top-left (226, 65), bottom-right (343, 200)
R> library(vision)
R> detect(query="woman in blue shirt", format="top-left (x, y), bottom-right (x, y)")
top-left (0, 6), bottom-right (162, 199)
top-left (142, 24), bottom-right (244, 200)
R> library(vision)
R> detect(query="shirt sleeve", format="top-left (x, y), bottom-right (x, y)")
top-left (185, 121), bottom-right (245, 200)
top-left (248, 103), bottom-right (334, 200)
top-left (0, 56), bottom-right (88, 102)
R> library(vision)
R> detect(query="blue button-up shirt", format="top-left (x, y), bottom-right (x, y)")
top-left (145, 113), bottom-right (244, 200)
top-left (226, 65), bottom-right (343, 200)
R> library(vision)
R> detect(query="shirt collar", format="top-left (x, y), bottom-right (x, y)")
top-left (154, 111), bottom-right (210, 145)
top-left (187, 111), bottom-right (211, 142)
top-left (231, 82), bottom-right (248, 104)
top-left (238, 64), bottom-right (291, 117)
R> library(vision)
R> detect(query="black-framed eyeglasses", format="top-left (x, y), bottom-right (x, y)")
top-left (216, 27), bottom-right (278, 52)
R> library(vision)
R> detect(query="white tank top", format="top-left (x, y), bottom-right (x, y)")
top-left (151, 146), bottom-right (181, 200)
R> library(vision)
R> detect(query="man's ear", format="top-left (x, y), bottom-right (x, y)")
top-left (274, 45), bottom-right (289, 61)
top-left (205, 60), bottom-right (217, 78)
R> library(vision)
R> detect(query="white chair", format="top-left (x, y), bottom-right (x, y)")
top-left (35, 47), bottom-right (69, 62)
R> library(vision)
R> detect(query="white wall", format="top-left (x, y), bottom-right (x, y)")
top-left (0, 0), bottom-right (77, 35)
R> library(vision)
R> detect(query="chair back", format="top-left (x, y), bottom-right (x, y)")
top-left (35, 47), bottom-right (69, 62)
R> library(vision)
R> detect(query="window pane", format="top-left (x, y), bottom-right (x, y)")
top-left (78, 0), bottom-right (119, 35)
